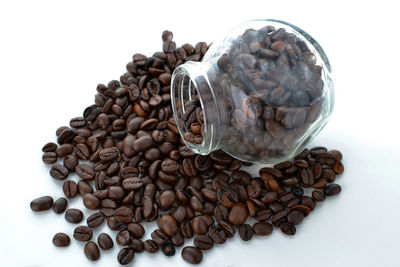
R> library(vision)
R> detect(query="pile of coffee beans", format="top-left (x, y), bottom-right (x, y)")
top-left (180, 26), bottom-right (326, 163)
top-left (31, 30), bottom-right (344, 265)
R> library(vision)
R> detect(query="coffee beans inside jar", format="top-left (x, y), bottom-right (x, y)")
top-left (172, 19), bottom-right (334, 164)
top-left (31, 28), bottom-right (343, 265)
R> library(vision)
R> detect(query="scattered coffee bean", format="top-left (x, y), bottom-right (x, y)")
top-left (97, 233), bottom-right (114, 250)
top-left (30, 196), bottom-right (53, 212)
top-left (182, 246), bottom-right (203, 264)
top-left (253, 222), bottom-right (273, 236)
top-left (239, 224), bottom-right (254, 241)
top-left (84, 241), bottom-right (100, 261)
top-left (117, 247), bottom-right (135, 265)
top-left (73, 226), bottom-right (93, 242)
top-left (162, 242), bottom-right (176, 256)
top-left (324, 183), bottom-right (342, 196)
top-left (52, 197), bottom-right (68, 214)
top-left (52, 233), bottom-right (70, 247)
top-left (65, 208), bottom-right (83, 223)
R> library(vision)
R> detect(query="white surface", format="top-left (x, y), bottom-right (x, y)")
top-left (1, 0), bottom-right (400, 266)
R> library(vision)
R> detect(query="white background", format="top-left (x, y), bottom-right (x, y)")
top-left (1, 0), bottom-right (400, 266)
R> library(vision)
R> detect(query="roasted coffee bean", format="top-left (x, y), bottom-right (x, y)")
top-left (65, 208), bottom-right (83, 223)
top-left (98, 233), bottom-right (113, 250)
top-left (191, 216), bottom-right (209, 235)
top-left (239, 224), bottom-right (254, 241)
top-left (83, 193), bottom-right (100, 210)
top-left (291, 186), bottom-right (304, 197)
top-left (87, 213), bottom-right (104, 228)
top-left (30, 196), bottom-right (53, 212)
top-left (56, 144), bottom-right (73, 157)
top-left (75, 164), bottom-right (95, 181)
top-left (194, 235), bottom-right (214, 250)
top-left (159, 214), bottom-right (178, 237)
top-left (280, 222), bottom-right (296, 235)
top-left (42, 152), bottom-right (57, 164)
top-left (312, 190), bottom-right (326, 201)
top-left (287, 210), bottom-right (304, 225)
top-left (63, 180), bottom-right (78, 198)
top-left (115, 207), bottom-right (134, 223)
top-left (63, 155), bottom-right (78, 170)
top-left (118, 248), bottom-right (135, 265)
top-left (182, 246), bottom-right (203, 265)
top-left (116, 230), bottom-right (132, 246)
top-left (78, 180), bottom-right (93, 196)
top-left (162, 242), bottom-right (175, 256)
top-left (84, 241), bottom-right (100, 261)
top-left (151, 229), bottom-right (169, 245)
top-left (129, 239), bottom-right (144, 253)
top-left (50, 164), bottom-right (69, 180)
top-left (208, 224), bottom-right (227, 244)
top-left (128, 223), bottom-right (145, 238)
top-left (144, 239), bottom-right (159, 253)
top-left (52, 233), bottom-right (70, 247)
top-left (52, 197), bottom-right (68, 214)
top-left (217, 186), bottom-right (238, 208)
top-left (42, 142), bottom-right (57, 152)
top-left (73, 226), bottom-right (93, 242)
top-left (228, 202), bottom-right (248, 226)
top-left (324, 183), bottom-right (342, 196)
top-left (253, 222), bottom-right (273, 236)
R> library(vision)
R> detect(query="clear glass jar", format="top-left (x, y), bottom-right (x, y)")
top-left (171, 19), bottom-right (334, 164)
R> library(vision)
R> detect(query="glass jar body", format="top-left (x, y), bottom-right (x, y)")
top-left (171, 19), bottom-right (334, 164)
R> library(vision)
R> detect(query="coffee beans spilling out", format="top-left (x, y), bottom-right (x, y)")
top-left (31, 30), bottom-right (344, 265)
top-left (180, 26), bottom-right (326, 163)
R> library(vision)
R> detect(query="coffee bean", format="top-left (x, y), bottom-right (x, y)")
top-left (151, 229), bottom-right (169, 245)
top-left (52, 233), bottom-right (70, 247)
top-left (78, 180), bottom-right (93, 196)
top-left (84, 241), bottom-right (100, 261)
top-left (158, 214), bottom-right (178, 237)
top-left (87, 213), bottom-right (104, 228)
top-left (287, 210), bottom-right (304, 225)
top-left (52, 197), bottom-right (68, 214)
top-left (42, 152), bottom-right (57, 164)
top-left (73, 226), bottom-right (93, 242)
top-left (98, 233), bottom-right (113, 250)
top-left (208, 225), bottom-right (227, 244)
top-left (115, 207), bottom-right (133, 223)
top-left (182, 246), bottom-right (203, 264)
top-left (280, 222), bottom-right (296, 235)
top-left (50, 164), bottom-right (69, 180)
top-left (118, 247), bottom-right (135, 265)
top-left (83, 193), bottom-right (100, 210)
top-left (312, 190), bottom-right (326, 201)
top-left (62, 180), bottom-right (77, 198)
top-left (239, 224), bottom-right (254, 241)
top-left (217, 186), bottom-right (238, 208)
top-left (127, 223), bottom-right (145, 238)
top-left (324, 183), bottom-right (342, 196)
top-left (65, 208), bottom-right (83, 223)
top-left (161, 242), bottom-right (175, 256)
top-left (116, 230), bottom-right (132, 246)
top-left (56, 144), bottom-right (73, 157)
top-left (194, 235), bottom-right (214, 250)
top-left (42, 142), bottom-right (57, 152)
top-left (30, 195), bottom-right (54, 212)
top-left (291, 186), bottom-right (304, 197)
top-left (75, 164), bottom-right (95, 181)
top-left (130, 239), bottom-right (144, 253)
top-left (253, 222), bottom-right (273, 236)
top-left (228, 202), bottom-right (248, 226)
top-left (144, 239), bottom-right (159, 253)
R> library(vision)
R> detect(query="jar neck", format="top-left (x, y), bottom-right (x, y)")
top-left (171, 61), bottom-right (222, 155)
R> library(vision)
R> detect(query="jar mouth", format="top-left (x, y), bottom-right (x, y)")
top-left (171, 62), bottom-right (220, 155)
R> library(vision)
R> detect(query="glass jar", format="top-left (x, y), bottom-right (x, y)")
top-left (171, 19), bottom-right (334, 164)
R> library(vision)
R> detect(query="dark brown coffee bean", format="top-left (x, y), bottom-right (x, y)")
top-left (83, 193), bottom-right (100, 210)
top-left (84, 241), bottom-right (100, 261)
top-left (208, 224), bottom-right (226, 244)
top-left (194, 235), bottom-right (214, 250)
top-left (191, 216), bottom-right (208, 235)
top-left (52, 233), bottom-right (70, 247)
top-left (324, 183), bottom-right (342, 196)
top-left (122, 177), bottom-right (144, 191)
top-left (42, 152), bottom-right (57, 164)
top-left (312, 190), bottom-right (326, 201)
top-left (333, 160), bottom-right (344, 174)
top-left (115, 207), bottom-right (133, 223)
top-left (116, 230), bottom-right (132, 246)
top-left (118, 247), bottom-right (135, 265)
top-left (87, 213), bottom-right (104, 228)
top-left (57, 128), bottom-right (74, 144)
top-left (63, 155), bottom-right (78, 170)
top-left (65, 208), bottom-right (83, 223)
top-left (73, 226), bottom-right (93, 242)
top-left (217, 186), bottom-right (238, 208)
top-left (98, 233), bottom-right (113, 250)
top-left (30, 196), bottom-right (53, 212)
top-left (151, 229), bottom-right (169, 245)
top-left (182, 246), bottom-right (203, 265)
top-left (287, 210), bottom-right (304, 225)
top-left (127, 223), bottom-right (145, 238)
top-left (50, 164), bottom-right (69, 180)
top-left (42, 142), bottom-right (57, 152)
top-left (228, 202), bottom-right (248, 226)
top-left (253, 222), bottom-right (273, 236)
top-left (280, 222), bottom-right (296, 235)
top-left (52, 197), bottom-right (68, 214)
top-left (56, 144), bottom-right (73, 157)
top-left (159, 214), bottom-right (178, 237)
top-left (130, 238), bottom-right (144, 253)
top-left (144, 239), bottom-right (159, 253)
top-left (161, 242), bottom-right (175, 256)
top-left (239, 224), bottom-right (254, 241)
top-left (75, 164), bottom-right (95, 181)
top-left (62, 180), bottom-right (77, 198)
top-left (78, 180), bottom-right (93, 196)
